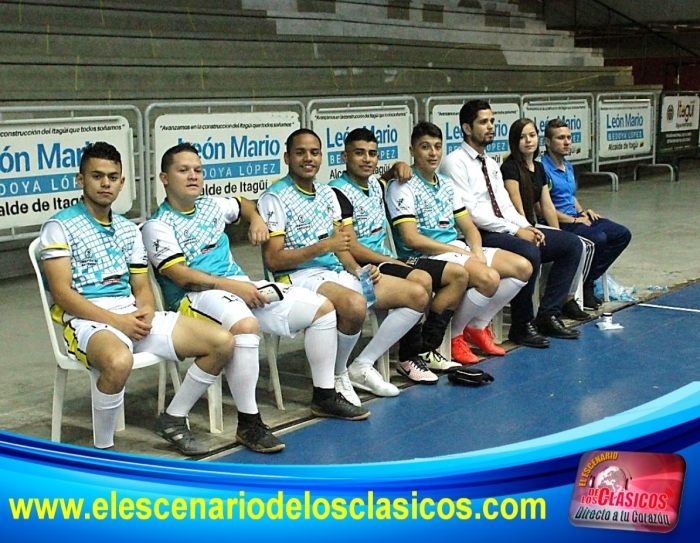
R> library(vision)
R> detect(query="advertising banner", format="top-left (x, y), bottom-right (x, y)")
top-left (597, 99), bottom-right (653, 159)
top-left (309, 106), bottom-right (412, 183)
top-left (523, 99), bottom-right (591, 161)
top-left (153, 112), bottom-right (300, 201)
top-left (658, 95), bottom-right (699, 152)
top-left (430, 102), bottom-right (521, 165)
top-left (0, 117), bottom-right (134, 229)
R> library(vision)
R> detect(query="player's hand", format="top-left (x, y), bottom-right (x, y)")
top-left (230, 281), bottom-right (269, 308)
top-left (325, 224), bottom-right (351, 253)
top-left (248, 218), bottom-right (270, 246)
top-left (391, 162), bottom-right (413, 183)
top-left (134, 306), bottom-right (155, 327)
top-left (368, 264), bottom-right (381, 284)
top-left (113, 311), bottom-right (152, 342)
top-left (471, 247), bottom-right (487, 264)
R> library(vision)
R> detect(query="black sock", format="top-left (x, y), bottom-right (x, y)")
top-left (312, 387), bottom-right (335, 403)
top-left (398, 321), bottom-right (424, 362)
top-left (422, 309), bottom-right (454, 352)
top-left (237, 411), bottom-right (261, 427)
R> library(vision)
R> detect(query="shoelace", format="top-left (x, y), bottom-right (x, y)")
top-left (429, 350), bottom-right (449, 365)
top-left (411, 357), bottom-right (431, 372)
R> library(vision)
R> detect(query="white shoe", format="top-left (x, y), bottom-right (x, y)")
top-left (348, 362), bottom-right (400, 397)
top-left (419, 350), bottom-right (461, 372)
top-left (334, 370), bottom-right (361, 407)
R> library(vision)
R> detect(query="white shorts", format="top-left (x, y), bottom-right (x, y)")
top-left (287, 267), bottom-right (363, 296)
top-left (64, 310), bottom-right (180, 367)
top-left (430, 240), bottom-right (498, 267)
top-left (179, 279), bottom-right (327, 338)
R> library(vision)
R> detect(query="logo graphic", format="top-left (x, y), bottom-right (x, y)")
top-left (569, 450), bottom-right (685, 533)
top-left (667, 104), bottom-right (675, 122)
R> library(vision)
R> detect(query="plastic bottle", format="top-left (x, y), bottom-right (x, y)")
top-left (356, 264), bottom-right (376, 307)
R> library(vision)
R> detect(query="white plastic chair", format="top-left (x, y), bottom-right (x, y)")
top-left (29, 238), bottom-right (177, 443)
top-left (147, 267), bottom-right (225, 432)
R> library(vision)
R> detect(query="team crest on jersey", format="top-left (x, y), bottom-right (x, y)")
top-left (294, 214), bottom-right (310, 232)
top-left (180, 228), bottom-right (198, 247)
top-left (77, 247), bottom-right (98, 268)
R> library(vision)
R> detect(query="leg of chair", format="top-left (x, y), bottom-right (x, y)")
top-left (157, 361), bottom-right (167, 415)
top-left (52, 367), bottom-right (69, 442)
top-left (492, 309), bottom-right (504, 344)
top-left (207, 375), bottom-right (224, 434)
top-left (601, 272), bottom-right (610, 302)
top-left (438, 322), bottom-right (452, 361)
top-left (167, 360), bottom-right (181, 393)
top-left (263, 332), bottom-right (284, 410)
top-left (367, 309), bottom-right (392, 382)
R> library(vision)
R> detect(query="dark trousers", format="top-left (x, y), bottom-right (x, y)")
top-left (560, 218), bottom-right (631, 283)
top-left (479, 228), bottom-right (582, 325)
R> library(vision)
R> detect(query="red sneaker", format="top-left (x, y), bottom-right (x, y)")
top-left (450, 336), bottom-right (480, 364)
top-left (463, 326), bottom-right (506, 356)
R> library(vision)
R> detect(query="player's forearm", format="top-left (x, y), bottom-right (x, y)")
top-left (263, 240), bottom-right (329, 272)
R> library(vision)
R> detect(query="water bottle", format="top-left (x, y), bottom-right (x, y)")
top-left (356, 264), bottom-right (376, 308)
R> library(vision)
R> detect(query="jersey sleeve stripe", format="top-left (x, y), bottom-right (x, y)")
top-left (158, 253), bottom-right (186, 271)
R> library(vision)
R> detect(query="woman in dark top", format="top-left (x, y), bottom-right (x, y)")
top-left (501, 118), bottom-right (592, 320)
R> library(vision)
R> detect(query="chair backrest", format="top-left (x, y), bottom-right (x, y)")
top-left (147, 264), bottom-right (167, 312)
top-left (28, 238), bottom-right (85, 372)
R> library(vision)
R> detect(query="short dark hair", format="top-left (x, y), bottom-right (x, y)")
top-left (410, 121), bottom-right (442, 146)
top-left (161, 142), bottom-right (199, 173)
top-left (79, 142), bottom-right (121, 174)
top-left (459, 99), bottom-right (491, 138)
top-left (544, 118), bottom-right (569, 140)
top-left (344, 127), bottom-right (377, 147)
top-left (285, 128), bottom-right (322, 152)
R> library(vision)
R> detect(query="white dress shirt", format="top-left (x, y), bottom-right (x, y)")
top-left (439, 141), bottom-right (530, 235)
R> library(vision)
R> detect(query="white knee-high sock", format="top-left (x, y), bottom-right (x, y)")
top-left (353, 307), bottom-right (423, 368)
top-left (166, 362), bottom-right (218, 418)
top-left (335, 331), bottom-right (361, 376)
top-left (92, 384), bottom-right (124, 449)
top-left (224, 334), bottom-right (260, 415)
top-left (304, 311), bottom-right (337, 389)
top-left (469, 277), bottom-right (527, 330)
top-left (451, 288), bottom-right (491, 337)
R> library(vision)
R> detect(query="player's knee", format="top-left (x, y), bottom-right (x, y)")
top-left (212, 329), bottom-right (236, 360)
top-left (101, 352), bottom-right (134, 388)
top-left (444, 263), bottom-right (469, 290)
top-left (408, 269), bottom-right (432, 295)
top-left (339, 292), bottom-right (367, 328)
top-left (230, 317), bottom-right (260, 337)
top-left (406, 281), bottom-right (430, 312)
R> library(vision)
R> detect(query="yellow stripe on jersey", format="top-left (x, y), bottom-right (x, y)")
top-left (42, 243), bottom-right (69, 252)
top-left (63, 322), bottom-right (89, 367)
top-left (454, 208), bottom-right (469, 219)
top-left (275, 274), bottom-right (291, 284)
top-left (159, 255), bottom-right (187, 271)
top-left (269, 230), bottom-right (286, 238)
top-left (392, 216), bottom-right (417, 226)
top-left (129, 264), bottom-right (148, 274)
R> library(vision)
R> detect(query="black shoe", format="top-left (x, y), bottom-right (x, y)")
top-left (583, 283), bottom-right (600, 310)
top-left (236, 414), bottom-right (285, 453)
top-left (311, 392), bottom-right (370, 421)
top-left (561, 299), bottom-right (591, 321)
top-left (155, 413), bottom-right (210, 456)
top-left (508, 322), bottom-right (550, 348)
top-left (535, 315), bottom-right (581, 339)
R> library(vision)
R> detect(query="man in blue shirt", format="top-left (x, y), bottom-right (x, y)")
top-left (542, 119), bottom-right (632, 310)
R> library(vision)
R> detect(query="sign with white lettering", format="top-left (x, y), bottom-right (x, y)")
top-left (309, 106), bottom-right (412, 183)
top-left (523, 99), bottom-right (592, 162)
top-left (430, 102), bottom-right (521, 165)
top-left (658, 94), bottom-right (699, 152)
top-left (597, 99), bottom-right (653, 159)
top-left (0, 117), bottom-right (133, 229)
top-left (153, 112), bottom-right (300, 201)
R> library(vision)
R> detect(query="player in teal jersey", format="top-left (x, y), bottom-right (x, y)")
top-left (386, 122), bottom-right (534, 358)
top-left (40, 142), bottom-right (235, 455)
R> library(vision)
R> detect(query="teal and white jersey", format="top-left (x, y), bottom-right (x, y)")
top-left (40, 200), bottom-right (146, 304)
top-left (257, 174), bottom-right (348, 278)
top-left (385, 168), bottom-right (468, 259)
top-left (142, 196), bottom-right (245, 311)
top-left (329, 173), bottom-right (393, 257)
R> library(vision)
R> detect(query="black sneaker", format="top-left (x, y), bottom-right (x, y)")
top-left (583, 283), bottom-right (600, 310)
top-left (155, 413), bottom-right (210, 456)
top-left (311, 392), bottom-right (370, 421)
top-left (236, 415), bottom-right (285, 454)
top-left (561, 299), bottom-right (591, 321)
